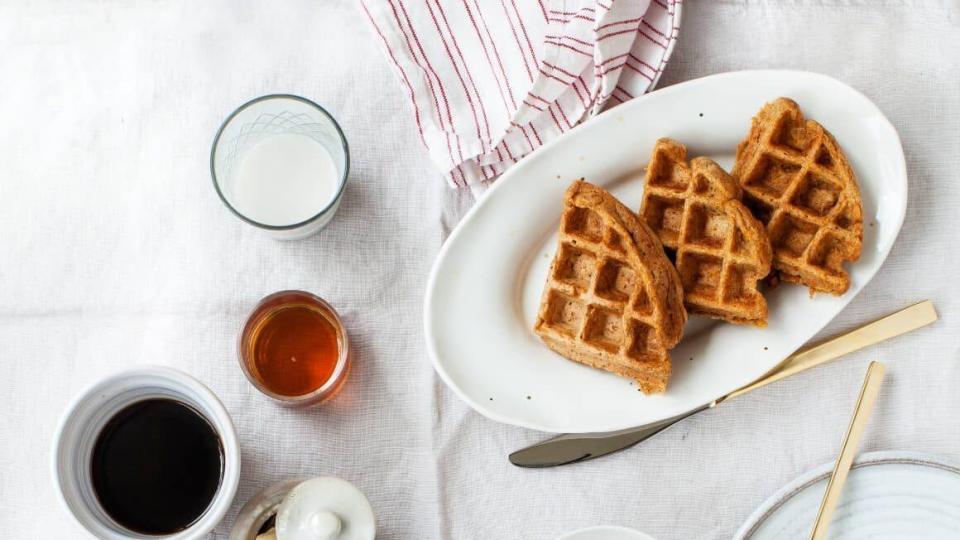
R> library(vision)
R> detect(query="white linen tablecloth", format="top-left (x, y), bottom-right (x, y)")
top-left (2, 1), bottom-right (959, 538)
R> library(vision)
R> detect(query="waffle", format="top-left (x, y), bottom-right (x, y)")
top-left (534, 180), bottom-right (686, 393)
top-left (732, 98), bottom-right (863, 295)
top-left (640, 139), bottom-right (773, 326)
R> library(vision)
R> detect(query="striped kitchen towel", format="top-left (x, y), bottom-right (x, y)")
top-left (360, 0), bottom-right (681, 191)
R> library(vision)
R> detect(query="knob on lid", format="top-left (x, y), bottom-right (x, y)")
top-left (275, 477), bottom-right (375, 540)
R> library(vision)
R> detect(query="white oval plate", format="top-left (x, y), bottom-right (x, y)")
top-left (424, 70), bottom-right (906, 433)
top-left (735, 451), bottom-right (960, 539)
top-left (557, 525), bottom-right (656, 540)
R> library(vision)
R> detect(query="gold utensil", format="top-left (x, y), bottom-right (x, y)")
top-left (809, 361), bottom-right (887, 540)
top-left (720, 300), bottom-right (935, 403)
top-left (510, 301), bottom-right (935, 468)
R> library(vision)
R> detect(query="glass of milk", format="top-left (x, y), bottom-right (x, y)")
top-left (211, 95), bottom-right (349, 240)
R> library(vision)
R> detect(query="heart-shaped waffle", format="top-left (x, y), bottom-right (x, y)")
top-left (641, 139), bottom-right (773, 326)
top-left (733, 98), bottom-right (863, 295)
top-left (534, 180), bottom-right (686, 393)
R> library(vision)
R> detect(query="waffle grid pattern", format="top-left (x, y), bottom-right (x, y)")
top-left (736, 101), bottom-right (862, 294)
top-left (538, 205), bottom-right (666, 369)
top-left (641, 141), bottom-right (770, 323)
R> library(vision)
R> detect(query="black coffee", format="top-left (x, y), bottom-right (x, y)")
top-left (91, 398), bottom-right (223, 535)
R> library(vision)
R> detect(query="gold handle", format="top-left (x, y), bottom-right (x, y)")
top-left (809, 361), bottom-right (887, 540)
top-left (720, 300), bottom-right (936, 402)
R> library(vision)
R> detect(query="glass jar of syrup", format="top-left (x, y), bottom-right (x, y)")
top-left (239, 290), bottom-right (350, 406)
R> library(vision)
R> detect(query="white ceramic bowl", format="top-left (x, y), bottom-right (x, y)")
top-left (52, 366), bottom-right (241, 539)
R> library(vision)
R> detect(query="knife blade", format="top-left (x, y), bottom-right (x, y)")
top-left (509, 404), bottom-right (712, 467)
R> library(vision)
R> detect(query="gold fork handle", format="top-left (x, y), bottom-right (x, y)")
top-left (721, 300), bottom-right (936, 403)
top-left (810, 361), bottom-right (887, 539)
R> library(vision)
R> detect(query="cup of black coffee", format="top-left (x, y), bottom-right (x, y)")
top-left (53, 366), bottom-right (240, 539)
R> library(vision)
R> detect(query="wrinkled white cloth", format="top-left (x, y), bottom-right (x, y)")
top-left (2, 1), bottom-right (960, 539)
top-left (361, 0), bottom-right (679, 191)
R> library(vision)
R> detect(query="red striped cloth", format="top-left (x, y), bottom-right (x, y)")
top-left (360, 0), bottom-right (682, 189)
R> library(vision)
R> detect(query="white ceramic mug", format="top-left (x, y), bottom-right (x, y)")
top-left (52, 366), bottom-right (241, 539)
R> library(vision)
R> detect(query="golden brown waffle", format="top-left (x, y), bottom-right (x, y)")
top-left (534, 180), bottom-right (686, 394)
top-left (640, 139), bottom-right (773, 326)
top-left (733, 98), bottom-right (863, 295)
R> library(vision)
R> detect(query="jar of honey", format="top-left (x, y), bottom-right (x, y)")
top-left (239, 290), bottom-right (349, 406)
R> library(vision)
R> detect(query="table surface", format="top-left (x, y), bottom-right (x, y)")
top-left (2, 1), bottom-right (959, 538)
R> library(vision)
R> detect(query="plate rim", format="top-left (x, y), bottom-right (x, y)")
top-left (556, 524), bottom-right (657, 540)
top-left (424, 69), bottom-right (909, 433)
top-left (734, 450), bottom-right (960, 539)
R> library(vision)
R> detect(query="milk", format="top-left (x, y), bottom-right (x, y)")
top-left (230, 133), bottom-right (340, 226)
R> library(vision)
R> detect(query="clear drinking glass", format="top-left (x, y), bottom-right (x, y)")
top-left (210, 95), bottom-right (349, 240)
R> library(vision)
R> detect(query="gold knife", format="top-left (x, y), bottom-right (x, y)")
top-left (509, 301), bottom-right (936, 468)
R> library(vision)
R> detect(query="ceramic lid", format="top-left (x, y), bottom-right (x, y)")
top-left (275, 477), bottom-right (375, 540)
